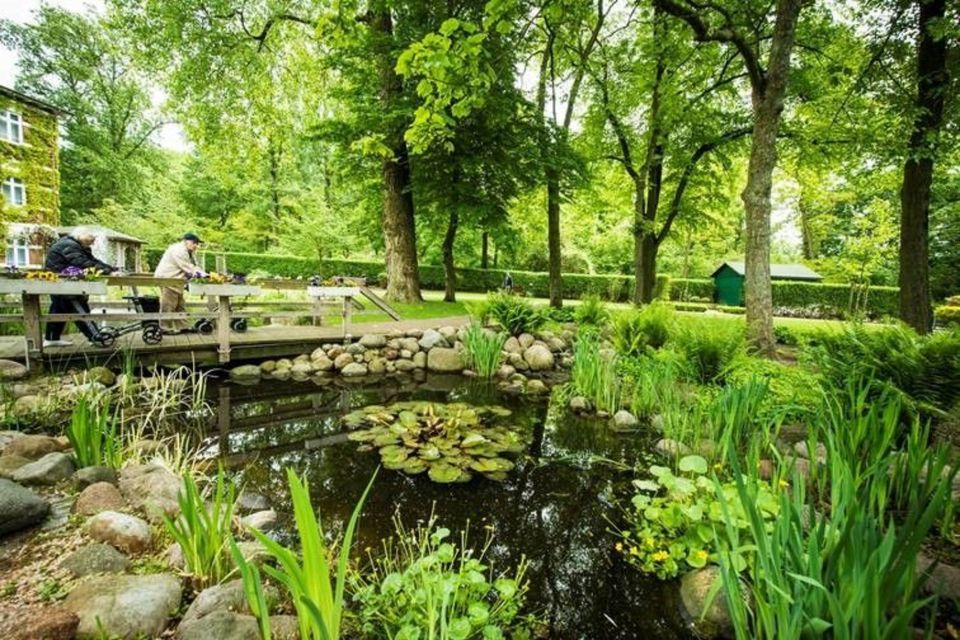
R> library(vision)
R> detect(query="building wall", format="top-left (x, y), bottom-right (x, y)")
top-left (714, 267), bottom-right (744, 306)
top-left (0, 94), bottom-right (60, 227)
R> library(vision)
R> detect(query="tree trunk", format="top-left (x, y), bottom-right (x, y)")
top-left (372, 6), bottom-right (422, 302)
top-left (899, 0), bottom-right (948, 334)
top-left (442, 209), bottom-right (459, 302)
top-left (742, 0), bottom-right (803, 356)
top-left (481, 231), bottom-right (489, 269)
top-left (637, 233), bottom-right (658, 303)
top-left (546, 167), bottom-right (562, 307)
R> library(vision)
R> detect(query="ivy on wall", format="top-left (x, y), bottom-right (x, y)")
top-left (0, 94), bottom-right (60, 234)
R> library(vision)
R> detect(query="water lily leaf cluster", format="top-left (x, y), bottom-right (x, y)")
top-left (344, 401), bottom-right (527, 483)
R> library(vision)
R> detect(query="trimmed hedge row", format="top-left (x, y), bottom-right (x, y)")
top-left (141, 249), bottom-right (898, 317)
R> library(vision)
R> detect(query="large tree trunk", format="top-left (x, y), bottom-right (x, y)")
top-left (742, 0), bottom-right (802, 356)
top-left (899, 0), bottom-right (948, 334)
top-left (481, 231), bottom-right (489, 269)
top-left (546, 167), bottom-right (562, 307)
top-left (442, 209), bottom-right (459, 302)
top-left (372, 7), bottom-right (422, 302)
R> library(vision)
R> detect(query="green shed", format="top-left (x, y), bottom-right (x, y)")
top-left (710, 261), bottom-right (823, 306)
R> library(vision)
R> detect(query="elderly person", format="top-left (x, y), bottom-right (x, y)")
top-left (154, 233), bottom-right (205, 334)
top-left (43, 228), bottom-right (116, 347)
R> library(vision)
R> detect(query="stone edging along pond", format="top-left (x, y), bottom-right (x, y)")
top-left (229, 324), bottom-right (576, 395)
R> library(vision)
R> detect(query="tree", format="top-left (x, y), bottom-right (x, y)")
top-left (655, 0), bottom-right (805, 355)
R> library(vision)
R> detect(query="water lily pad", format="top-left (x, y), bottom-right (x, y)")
top-left (373, 433), bottom-right (401, 447)
top-left (419, 445), bottom-right (441, 460)
top-left (402, 458), bottom-right (428, 474)
top-left (429, 463), bottom-right (464, 483)
top-left (461, 433), bottom-right (487, 448)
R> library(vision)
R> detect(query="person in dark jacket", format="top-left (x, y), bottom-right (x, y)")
top-left (43, 228), bottom-right (116, 347)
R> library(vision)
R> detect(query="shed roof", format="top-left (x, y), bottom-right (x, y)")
top-left (57, 225), bottom-right (147, 245)
top-left (711, 261), bottom-right (822, 281)
top-left (0, 85), bottom-right (65, 116)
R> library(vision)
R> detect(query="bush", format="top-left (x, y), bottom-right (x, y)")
top-left (574, 294), bottom-right (610, 327)
top-left (482, 292), bottom-right (546, 336)
top-left (612, 303), bottom-right (675, 358)
top-left (674, 320), bottom-right (745, 384)
top-left (935, 304), bottom-right (960, 327)
top-left (653, 274), bottom-right (671, 301)
top-left (771, 281), bottom-right (899, 319)
top-left (570, 331), bottom-right (622, 413)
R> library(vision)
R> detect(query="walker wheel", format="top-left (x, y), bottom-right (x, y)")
top-left (142, 325), bottom-right (163, 345)
top-left (195, 320), bottom-right (214, 335)
top-left (230, 318), bottom-right (248, 333)
top-left (92, 330), bottom-right (116, 348)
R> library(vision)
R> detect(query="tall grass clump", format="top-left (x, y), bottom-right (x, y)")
top-left (163, 468), bottom-right (236, 589)
top-left (235, 468), bottom-right (377, 640)
top-left (461, 325), bottom-right (507, 377)
top-left (574, 294), bottom-right (610, 327)
top-left (612, 302), bottom-right (675, 357)
top-left (620, 354), bottom-right (685, 421)
top-left (476, 291), bottom-right (546, 336)
top-left (674, 319), bottom-right (744, 384)
top-left (66, 397), bottom-right (123, 468)
top-left (570, 331), bottom-right (621, 413)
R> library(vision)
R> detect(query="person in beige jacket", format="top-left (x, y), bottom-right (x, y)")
top-left (154, 233), bottom-right (205, 333)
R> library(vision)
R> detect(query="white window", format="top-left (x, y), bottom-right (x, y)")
top-left (5, 238), bottom-right (29, 267)
top-left (1, 178), bottom-right (25, 206)
top-left (0, 111), bottom-right (23, 144)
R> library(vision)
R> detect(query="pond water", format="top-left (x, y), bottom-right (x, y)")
top-left (204, 374), bottom-right (693, 639)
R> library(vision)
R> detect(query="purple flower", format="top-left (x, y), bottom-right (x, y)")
top-left (60, 266), bottom-right (84, 277)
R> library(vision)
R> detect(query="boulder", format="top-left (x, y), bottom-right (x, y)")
top-left (311, 355), bottom-right (334, 372)
top-left (234, 540), bottom-right (271, 567)
top-left (405, 329), bottom-right (424, 338)
top-left (654, 438), bottom-right (691, 458)
top-left (180, 579), bottom-right (279, 628)
top-left (118, 463), bottom-right (181, 522)
top-left (359, 334), bottom-right (387, 348)
top-left (917, 553), bottom-right (960, 599)
top-left (503, 336), bottom-right (522, 354)
top-left (679, 566), bottom-right (744, 639)
top-left (341, 362), bottom-right (368, 377)
top-left (259, 360), bottom-right (277, 373)
top-left (368, 358), bottom-right (387, 374)
top-left (12, 452), bottom-right (75, 486)
top-left (165, 542), bottom-right (185, 570)
top-left (0, 478), bottom-right (49, 535)
top-left (290, 362), bottom-right (312, 376)
top-left (522, 345), bottom-right (555, 371)
top-left (398, 337), bottom-right (420, 353)
top-left (525, 379), bottom-right (549, 395)
top-left (612, 410), bottom-right (639, 429)
top-left (235, 492), bottom-right (270, 514)
top-left (345, 343), bottom-right (366, 355)
top-left (0, 429), bottom-right (24, 452)
top-left (85, 511), bottom-right (152, 554)
top-left (0, 454), bottom-right (30, 479)
top-left (333, 353), bottom-right (354, 370)
top-left (72, 465), bottom-right (118, 488)
top-left (569, 396), bottom-right (591, 413)
top-left (61, 543), bottom-right (130, 577)
top-left (418, 329), bottom-right (447, 350)
top-left (275, 358), bottom-right (293, 370)
top-left (395, 359), bottom-right (417, 372)
top-left (65, 573), bottom-right (182, 640)
top-left (0, 359), bottom-right (27, 381)
top-left (793, 441), bottom-right (827, 464)
top-left (241, 509), bottom-right (278, 533)
top-left (438, 326), bottom-right (458, 341)
top-left (412, 351), bottom-right (427, 369)
top-left (177, 611), bottom-right (260, 640)
top-left (426, 348), bottom-right (466, 373)
top-left (74, 482), bottom-right (126, 516)
top-left (0, 605), bottom-right (79, 640)
top-left (2, 434), bottom-right (63, 460)
top-left (496, 364), bottom-right (516, 379)
top-left (269, 615), bottom-right (300, 640)
top-left (546, 337), bottom-right (566, 352)
top-left (14, 395), bottom-right (48, 416)
top-left (518, 333), bottom-right (535, 349)
top-left (85, 366), bottom-right (117, 387)
top-left (229, 365), bottom-right (261, 381)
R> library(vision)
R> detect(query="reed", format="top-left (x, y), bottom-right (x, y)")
top-left (461, 324), bottom-right (507, 377)
top-left (65, 396), bottom-right (122, 468)
top-left (570, 331), bottom-right (621, 413)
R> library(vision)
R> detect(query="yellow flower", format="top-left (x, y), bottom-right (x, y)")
top-left (779, 479), bottom-right (790, 489)
top-left (643, 537), bottom-right (655, 548)
top-left (714, 463), bottom-right (724, 471)
top-left (615, 542), bottom-right (623, 552)
top-left (629, 546), bottom-right (639, 556)
top-left (696, 550), bottom-right (709, 560)
top-left (652, 550), bottom-right (669, 562)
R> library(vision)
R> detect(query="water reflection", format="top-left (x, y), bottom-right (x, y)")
top-left (207, 375), bottom-right (691, 639)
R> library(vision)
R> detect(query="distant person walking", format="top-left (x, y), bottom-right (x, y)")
top-left (154, 233), bottom-right (205, 334)
top-left (43, 228), bottom-right (116, 347)
top-left (502, 272), bottom-right (513, 292)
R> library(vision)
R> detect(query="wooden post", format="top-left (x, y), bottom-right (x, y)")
top-left (218, 384), bottom-right (232, 455)
top-left (217, 294), bottom-right (232, 363)
top-left (342, 294), bottom-right (352, 337)
top-left (312, 298), bottom-right (323, 327)
top-left (22, 293), bottom-right (43, 367)
top-left (215, 254), bottom-right (226, 274)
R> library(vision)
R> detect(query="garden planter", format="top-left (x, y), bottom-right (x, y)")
top-left (306, 286), bottom-right (361, 298)
top-left (186, 283), bottom-right (261, 297)
top-left (0, 279), bottom-right (107, 296)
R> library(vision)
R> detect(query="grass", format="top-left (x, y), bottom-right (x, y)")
top-left (66, 397), bottom-right (123, 468)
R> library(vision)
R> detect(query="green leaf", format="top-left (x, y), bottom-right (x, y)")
top-left (678, 455), bottom-right (708, 475)
top-left (439, 18), bottom-right (460, 36)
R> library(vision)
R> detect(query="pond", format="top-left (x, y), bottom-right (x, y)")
top-left (203, 374), bottom-right (693, 639)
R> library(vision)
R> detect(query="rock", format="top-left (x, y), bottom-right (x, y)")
top-left (165, 542), bottom-right (185, 570)
top-left (503, 336), bottom-right (522, 354)
top-left (72, 465), bottom-right (118, 488)
top-left (118, 463), bottom-right (181, 523)
top-left (426, 347), bottom-right (466, 373)
top-left (395, 359), bottom-right (417, 372)
top-left (290, 362), bottom-right (312, 376)
top-left (507, 353), bottom-right (528, 370)
top-left (341, 362), bottom-right (368, 377)
top-left (181, 579), bottom-right (279, 628)
top-left (0, 429), bottom-right (25, 451)
top-left (418, 329), bottom-right (448, 350)
top-left (2, 434), bottom-right (63, 460)
top-left (311, 355), bottom-right (334, 371)
top-left (61, 543), bottom-right (130, 577)
top-left (241, 509), bottom-right (277, 533)
top-left (546, 337), bottom-right (566, 352)
top-left (917, 553), bottom-right (960, 599)
top-left (14, 394), bottom-right (48, 416)
top-left (333, 353), bottom-right (354, 370)
top-left (0, 605), bottom-right (79, 640)
top-left (74, 482), bottom-right (126, 516)
top-left (679, 566), bottom-right (745, 639)
top-left (275, 358), bottom-right (293, 370)
top-left (613, 410), bottom-right (639, 429)
top-left (367, 358), bottom-right (387, 374)
top-left (405, 329), bottom-right (424, 338)
top-left (235, 492), bottom-right (270, 514)
top-left (757, 459), bottom-right (774, 481)
top-left (177, 611), bottom-right (260, 640)
top-left (293, 354), bottom-right (310, 364)
top-left (412, 351), bottom-right (427, 369)
top-left (525, 379), bottom-right (549, 395)
top-left (696, 439), bottom-right (719, 459)
top-left (234, 540), bottom-right (270, 567)
top-left (509, 372), bottom-right (528, 383)
top-left (345, 343), bottom-right (366, 356)
top-left (269, 615), bottom-right (300, 640)
top-left (569, 396), bottom-right (591, 413)
top-left (65, 573), bottom-right (182, 640)
top-left (85, 366), bottom-right (116, 387)
top-left (398, 337), bottom-right (420, 353)
top-left (655, 438), bottom-right (691, 457)
top-left (382, 347), bottom-right (399, 361)
top-left (0, 359), bottom-right (27, 381)
top-left (259, 360), bottom-right (277, 373)
top-left (85, 511), bottom-right (152, 554)
top-left (518, 333), bottom-right (535, 349)
top-left (438, 326), bottom-right (458, 341)
top-left (650, 413), bottom-right (665, 431)
top-left (0, 478), bottom-right (50, 535)
top-left (522, 345), bottom-right (555, 371)
top-left (229, 365), bottom-right (261, 381)
top-left (0, 454), bottom-right (30, 479)
top-left (793, 441), bottom-right (827, 464)
top-left (12, 452), bottom-right (75, 486)
top-left (359, 334), bottom-right (387, 348)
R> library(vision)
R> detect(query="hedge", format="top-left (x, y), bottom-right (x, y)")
top-left (140, 249), bottom-right (898, 317)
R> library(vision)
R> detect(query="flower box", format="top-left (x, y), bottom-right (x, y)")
top-left (307, 286), bottom-right (361, 298)
top-left (0, 279), bottom-right (108, 296)
top-left (187, 283), bottom-right (261, 297)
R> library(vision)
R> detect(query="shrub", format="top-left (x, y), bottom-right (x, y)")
top-left (351, 515), bottom-right (533, 639)
top-left (461, 325), bottom-right (507, 377)
top-left (66, 397), bottom-right (122, 469)
top-left (570, 331), bottom-right (622, 413)
top-left (612, 303), bottom-right (675, 358)
top-left (574, 294), bottom-right (610, 327)
top-left (674, 320), bottom-right (745, 384)
top-left (653, 274), bottom-right (671, 301)
top-left (773, 325), bottom-right (798, 346)
top-left (935, 304), bottom-right (960, 327)
top-left (482, 292), bottom-right (546, 336)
